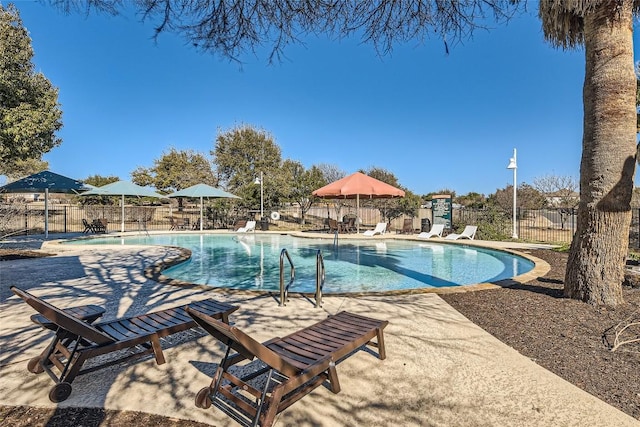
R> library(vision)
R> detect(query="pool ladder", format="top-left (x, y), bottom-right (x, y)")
top-left (315, 250), bottom-right (325, 308)
top-left (279, 249), bottom-right (295, 306)
top-left (279, 249), bottom-right (325, 308)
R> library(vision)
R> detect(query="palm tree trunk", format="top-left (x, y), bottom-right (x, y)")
top-left (565, 1), bottom-right (636, 306)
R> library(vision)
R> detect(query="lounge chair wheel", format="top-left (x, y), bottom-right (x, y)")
top-left (49, 382), bottom-right (72, 403)
top-left (27, 356), bottom-right (44, 374)
top-left (195, 387), bottom-right (212, 409)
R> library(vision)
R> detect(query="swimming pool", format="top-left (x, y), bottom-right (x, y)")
top-left (67, 234), bottom-right (534, 293)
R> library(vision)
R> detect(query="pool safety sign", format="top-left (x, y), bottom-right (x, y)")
top-left (431, 195), bottom-right (452, 230)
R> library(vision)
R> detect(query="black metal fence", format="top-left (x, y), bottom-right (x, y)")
top-left (3, 202), bottom-right (640, 248)
top-left (453, 207), bottom-right (578, 245)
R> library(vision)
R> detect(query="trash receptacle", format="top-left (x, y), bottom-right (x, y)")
top-left (260, 218), bottom-right (269, 231)
top-left (421, 218), bottom-right (431, 232)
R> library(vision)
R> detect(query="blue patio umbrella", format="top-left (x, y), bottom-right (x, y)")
top-left (80, 181), bottom-right (166, 232)
top-left (0, 171), bottom-right (89, 238)
top-left (168, 183), bottom-right (240, 231)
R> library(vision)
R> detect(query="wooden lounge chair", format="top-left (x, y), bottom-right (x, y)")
top-left (82, 219), bottom-right (95, 233)
top-left (342, 216), bottom-right (357, 233)
top-left (327, 218), bottom-right (340, 234)
top-left (91, 218), bottom-right (107, 233)
top-left (397, 218), bottom-right (414, 234)
top-left (10, 286), bottom-right (238, 403)
top-left (186, 308), bottom-right (388, 427)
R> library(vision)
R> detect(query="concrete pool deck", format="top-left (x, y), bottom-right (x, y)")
top-left (0, 233), bottom-right (637, 426)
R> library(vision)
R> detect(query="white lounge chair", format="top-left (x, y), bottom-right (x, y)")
top-left (445, 225), bottom-right (477, 240)
top-left (237, 220), bottom-right (256, 233)
top-left (417, 224), bottom-right (444, 239)
top-left (363, 222), bottom-right (388, 237)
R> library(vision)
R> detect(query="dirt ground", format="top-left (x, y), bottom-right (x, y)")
top-left (0, 248), bottom-right (52, 261)
top-left (1, 248), bottom-right (640, 425)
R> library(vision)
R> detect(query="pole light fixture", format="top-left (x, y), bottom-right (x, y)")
top-left (506, 148), bottom-right (518, 239)
top-left (254, 171), bottom-right (264, 220)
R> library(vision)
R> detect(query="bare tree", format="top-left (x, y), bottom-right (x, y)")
top-left (316, 163), bottom-right (346, 185)
top-left (0, 203), bottom-right (27, 239)
top-left (533, 174), bottom-right (579, 230)
top-left (316, 163), bottom-right (347, 220)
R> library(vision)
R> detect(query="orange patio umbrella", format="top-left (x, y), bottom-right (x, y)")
top-left (312, 172), bottom-right (405, 233)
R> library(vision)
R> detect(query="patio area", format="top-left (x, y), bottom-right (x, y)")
top-left (0, 235), bottom-right (637, 426)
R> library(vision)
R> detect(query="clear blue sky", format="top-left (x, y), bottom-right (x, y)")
top-left (11, 2), bottom-right (637, 196)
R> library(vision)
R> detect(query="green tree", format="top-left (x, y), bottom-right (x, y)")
top-left (313, 163), bottom-right (346, 219)
top-left (456, 192), bottom-right (487, 209)
top-left (489, 183), bottom-right (547, 211)
top-left (212, 124), bottom-right (283, 214)
top-left (361, 167), bottom-right (419, 222)
top-left (0, 4), bottom-right (62, 164)
top-left (423, 189), bottom-right (457, 207)
top-left (0, 158), bottom-right (48, 181)
top-left (80, 174), bottom-right (120, 205)
top-left (424, 189), bottom-right (457, 199)
top-left (132, 147), bottom-right (215, 193)
top-left (54, 1), bottom-right (639, 306)
top-left (83, 174), bottom-right (119, 187)
top-left (282, 161), bottom-right (325, 225)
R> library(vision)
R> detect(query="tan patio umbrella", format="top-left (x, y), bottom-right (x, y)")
top-left (312, 172), bottom-right (405, 233)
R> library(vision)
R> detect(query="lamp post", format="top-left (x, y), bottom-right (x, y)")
top-left (506, 148), bottom-right (518, 239)
top-left (254, 171), bottom-right (264, 220)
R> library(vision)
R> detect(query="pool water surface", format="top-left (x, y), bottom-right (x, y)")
top-left (68, 234), bottom-right (534, 293)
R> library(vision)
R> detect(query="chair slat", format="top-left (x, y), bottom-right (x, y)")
top-left (97, 323), bottom-right (129, 341)
top-left (273, 338), bottom-right (327, 360)
top-left (146, 312), bottom-right (180, 328)
top-left (285, 334), bottom-right (336, 354)
top-left (295, 327), bottom-right (347, 348)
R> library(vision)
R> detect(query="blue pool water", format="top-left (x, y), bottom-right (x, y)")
top-left (67, 234), bottom-right (535, 293)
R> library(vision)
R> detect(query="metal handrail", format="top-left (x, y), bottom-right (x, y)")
top-left (279, 248), bottom-right (295, 306)
top-left (315, 250), bottom-right (325, 308)
top-left (333, 229), bottom-right (338, 246)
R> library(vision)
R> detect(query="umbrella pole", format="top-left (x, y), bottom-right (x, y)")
top-left (200, 196), bottom-right (203, 232)
top-left (121, 194), bottom-right (125, 233)
top-left (356, 194), bottom-right (360, 234)
top-left (45, 188), bottom-right (49, 238)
